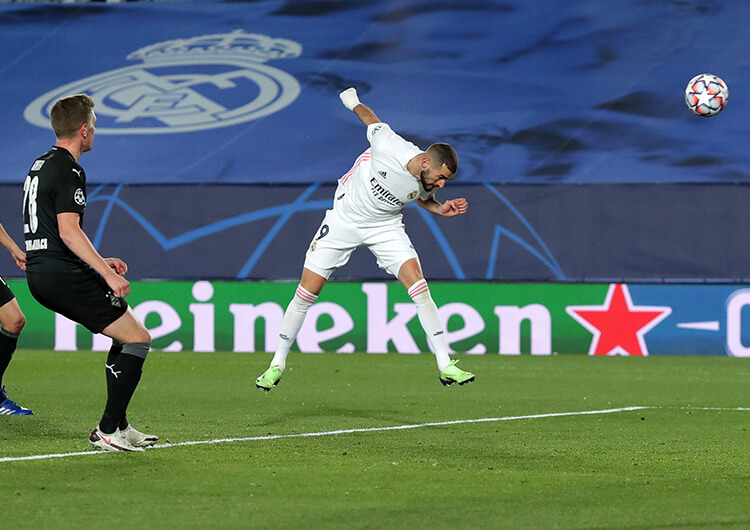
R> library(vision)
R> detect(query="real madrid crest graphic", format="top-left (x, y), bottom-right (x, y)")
top-left (24, 30), bottom-right (302, 134)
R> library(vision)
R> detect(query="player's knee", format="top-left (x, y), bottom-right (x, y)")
top-left (5, 313), bottom-right (26, 334)
top-left (396, 258), bottom-right (423, 288)
top-left (129, 313), bottom-right (151, 343)
top-left (116, 325), bottom-right (150, 345)
top-left (137, 328), bottom-right (152, 344)
top-left (16, 313), bottom-right (26, 333)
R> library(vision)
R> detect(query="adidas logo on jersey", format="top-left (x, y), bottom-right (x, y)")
top-left (378, 171), bottom-right (387, 178)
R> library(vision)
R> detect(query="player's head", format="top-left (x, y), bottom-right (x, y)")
top-left (426, 143), bottom-right (458, 174)
top-left (419, 143), bottom-right (458, 191)
top-left (50, 94), bottom-right (96, 151)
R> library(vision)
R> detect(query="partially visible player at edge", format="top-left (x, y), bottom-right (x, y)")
top-left (256, 87), bottom-right (475, 390)
top-left (22, 94), bottom-right (157, 452)
top-left (0, 221), bottom-right (32, 415)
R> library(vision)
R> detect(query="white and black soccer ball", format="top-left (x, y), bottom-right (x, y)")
top-left (685, 73), bottom-right (728, 117)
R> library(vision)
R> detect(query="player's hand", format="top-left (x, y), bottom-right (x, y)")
top-left (339, 87), bottom-right (361, 111)
top-left (105, 257), bottom-right (128, 276)
top-left (105, 273), bottom-right (130, 298)
top-left (440, 198), bottom-right (468, 217)
top-left (12, 249), bottom-right (26, 271)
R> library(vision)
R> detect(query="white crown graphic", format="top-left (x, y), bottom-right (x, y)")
top-left (127, 29), bottom-right (302, 63)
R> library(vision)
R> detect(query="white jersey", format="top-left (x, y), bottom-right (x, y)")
top-left (332, 122), bottom-right (436, 226)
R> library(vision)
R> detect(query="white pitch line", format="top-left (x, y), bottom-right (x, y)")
top-left (155, 406), bottom-right (652, 449)
top-left (0, 406), bottom-right (648, 464)
top-left (676, 406), bottom-right (750, 411)
top-left (0, 450), bottom-right (111, 463)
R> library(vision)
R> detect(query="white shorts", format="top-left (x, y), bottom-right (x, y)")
top-left (303, 209), bottom-right (419, 280)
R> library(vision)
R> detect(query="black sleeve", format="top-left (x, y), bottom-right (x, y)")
top-left (53, 168), bottom-right (86, 215)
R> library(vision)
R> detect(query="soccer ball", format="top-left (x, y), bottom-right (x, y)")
top-left (685, 73), bottom-right (728, 117)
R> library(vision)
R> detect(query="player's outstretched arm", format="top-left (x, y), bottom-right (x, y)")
top-left (416, 197), bottom-right (468, 217)
top-left (339, 88), bottom-right (381, 125)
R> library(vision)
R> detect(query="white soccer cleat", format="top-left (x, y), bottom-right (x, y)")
top-left (89, 426), bottom-right (144, 452)
top-left (121, 424), bottom-right (159, 447)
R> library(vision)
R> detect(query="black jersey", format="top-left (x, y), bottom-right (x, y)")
top-left (23, 146), bottom-right (87, 272)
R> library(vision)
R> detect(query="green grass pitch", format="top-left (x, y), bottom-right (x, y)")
top-left (2, 351), bottom-right (749, 529)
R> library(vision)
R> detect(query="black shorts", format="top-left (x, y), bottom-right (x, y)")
top-left (0, 274), bottom-right (14, 307)
top-left (27, 269), bottom-right (128, 334)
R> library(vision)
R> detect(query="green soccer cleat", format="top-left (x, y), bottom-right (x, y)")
top-left (439, 360), bottom-right (475, 386)
top-left (255, 365), bottom-right (283, 391)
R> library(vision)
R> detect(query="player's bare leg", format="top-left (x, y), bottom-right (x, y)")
top-left (256, 268), bottom-right (327, 391)
top-left (0, 298), bottom-right (25, 336)
top-left (101, 306), bottom-right (150, 345)
top-left (398, 259), bottom-right (475, 386)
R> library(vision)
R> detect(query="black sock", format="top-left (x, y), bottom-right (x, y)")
top-left (103, 342), bottom-right (124, 430)
top-left (0, 329), bottom-right (20, 389)
top-left (106, 341), bottom-right (124, 366)
top-left (99, 342), bottom-right (148, 434)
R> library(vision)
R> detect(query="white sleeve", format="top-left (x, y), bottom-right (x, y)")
top-left (367, 123), bottom-right (420, 170)
top-left (366, 122), bottom-right (393, 146)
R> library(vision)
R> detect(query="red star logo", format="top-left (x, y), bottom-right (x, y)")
top-left (566, 284), bottom-right (671, 356)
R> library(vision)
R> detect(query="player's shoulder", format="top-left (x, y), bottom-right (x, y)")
top-left (367, 122), bottom-right (392, 137)
top-left (368, 122), bottom-right (409, 148)
top-left (31, 147), bottom-right (64, 169)
top-left (369, 122), bottom-right (420, 157)
top-left (31, 147), bottom-right (81, 179)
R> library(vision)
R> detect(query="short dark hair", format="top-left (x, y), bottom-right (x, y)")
top-left (50, 94), bottom-right (95, 139)
top-left (426, 143), bottom-right (458, 174)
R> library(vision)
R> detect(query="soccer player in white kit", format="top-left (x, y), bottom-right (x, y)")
top-left (256, 88), bottom-right (475, 390)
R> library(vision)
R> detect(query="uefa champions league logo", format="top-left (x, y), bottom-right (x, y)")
top-left (24, 30), bottom-right (302, 134)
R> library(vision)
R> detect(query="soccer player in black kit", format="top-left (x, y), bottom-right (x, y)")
top-left (23, 94), bottom-right (157, 452)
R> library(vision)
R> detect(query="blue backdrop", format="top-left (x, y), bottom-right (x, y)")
top-left (1, 1), bottom-right (749, 282)
top-left (1, 0), bottom-right (749, 185)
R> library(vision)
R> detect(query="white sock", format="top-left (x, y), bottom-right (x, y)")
top-left (270, 285), bottom-right (318, 371)
top-left (408, 279), bottom-right (451, 371)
